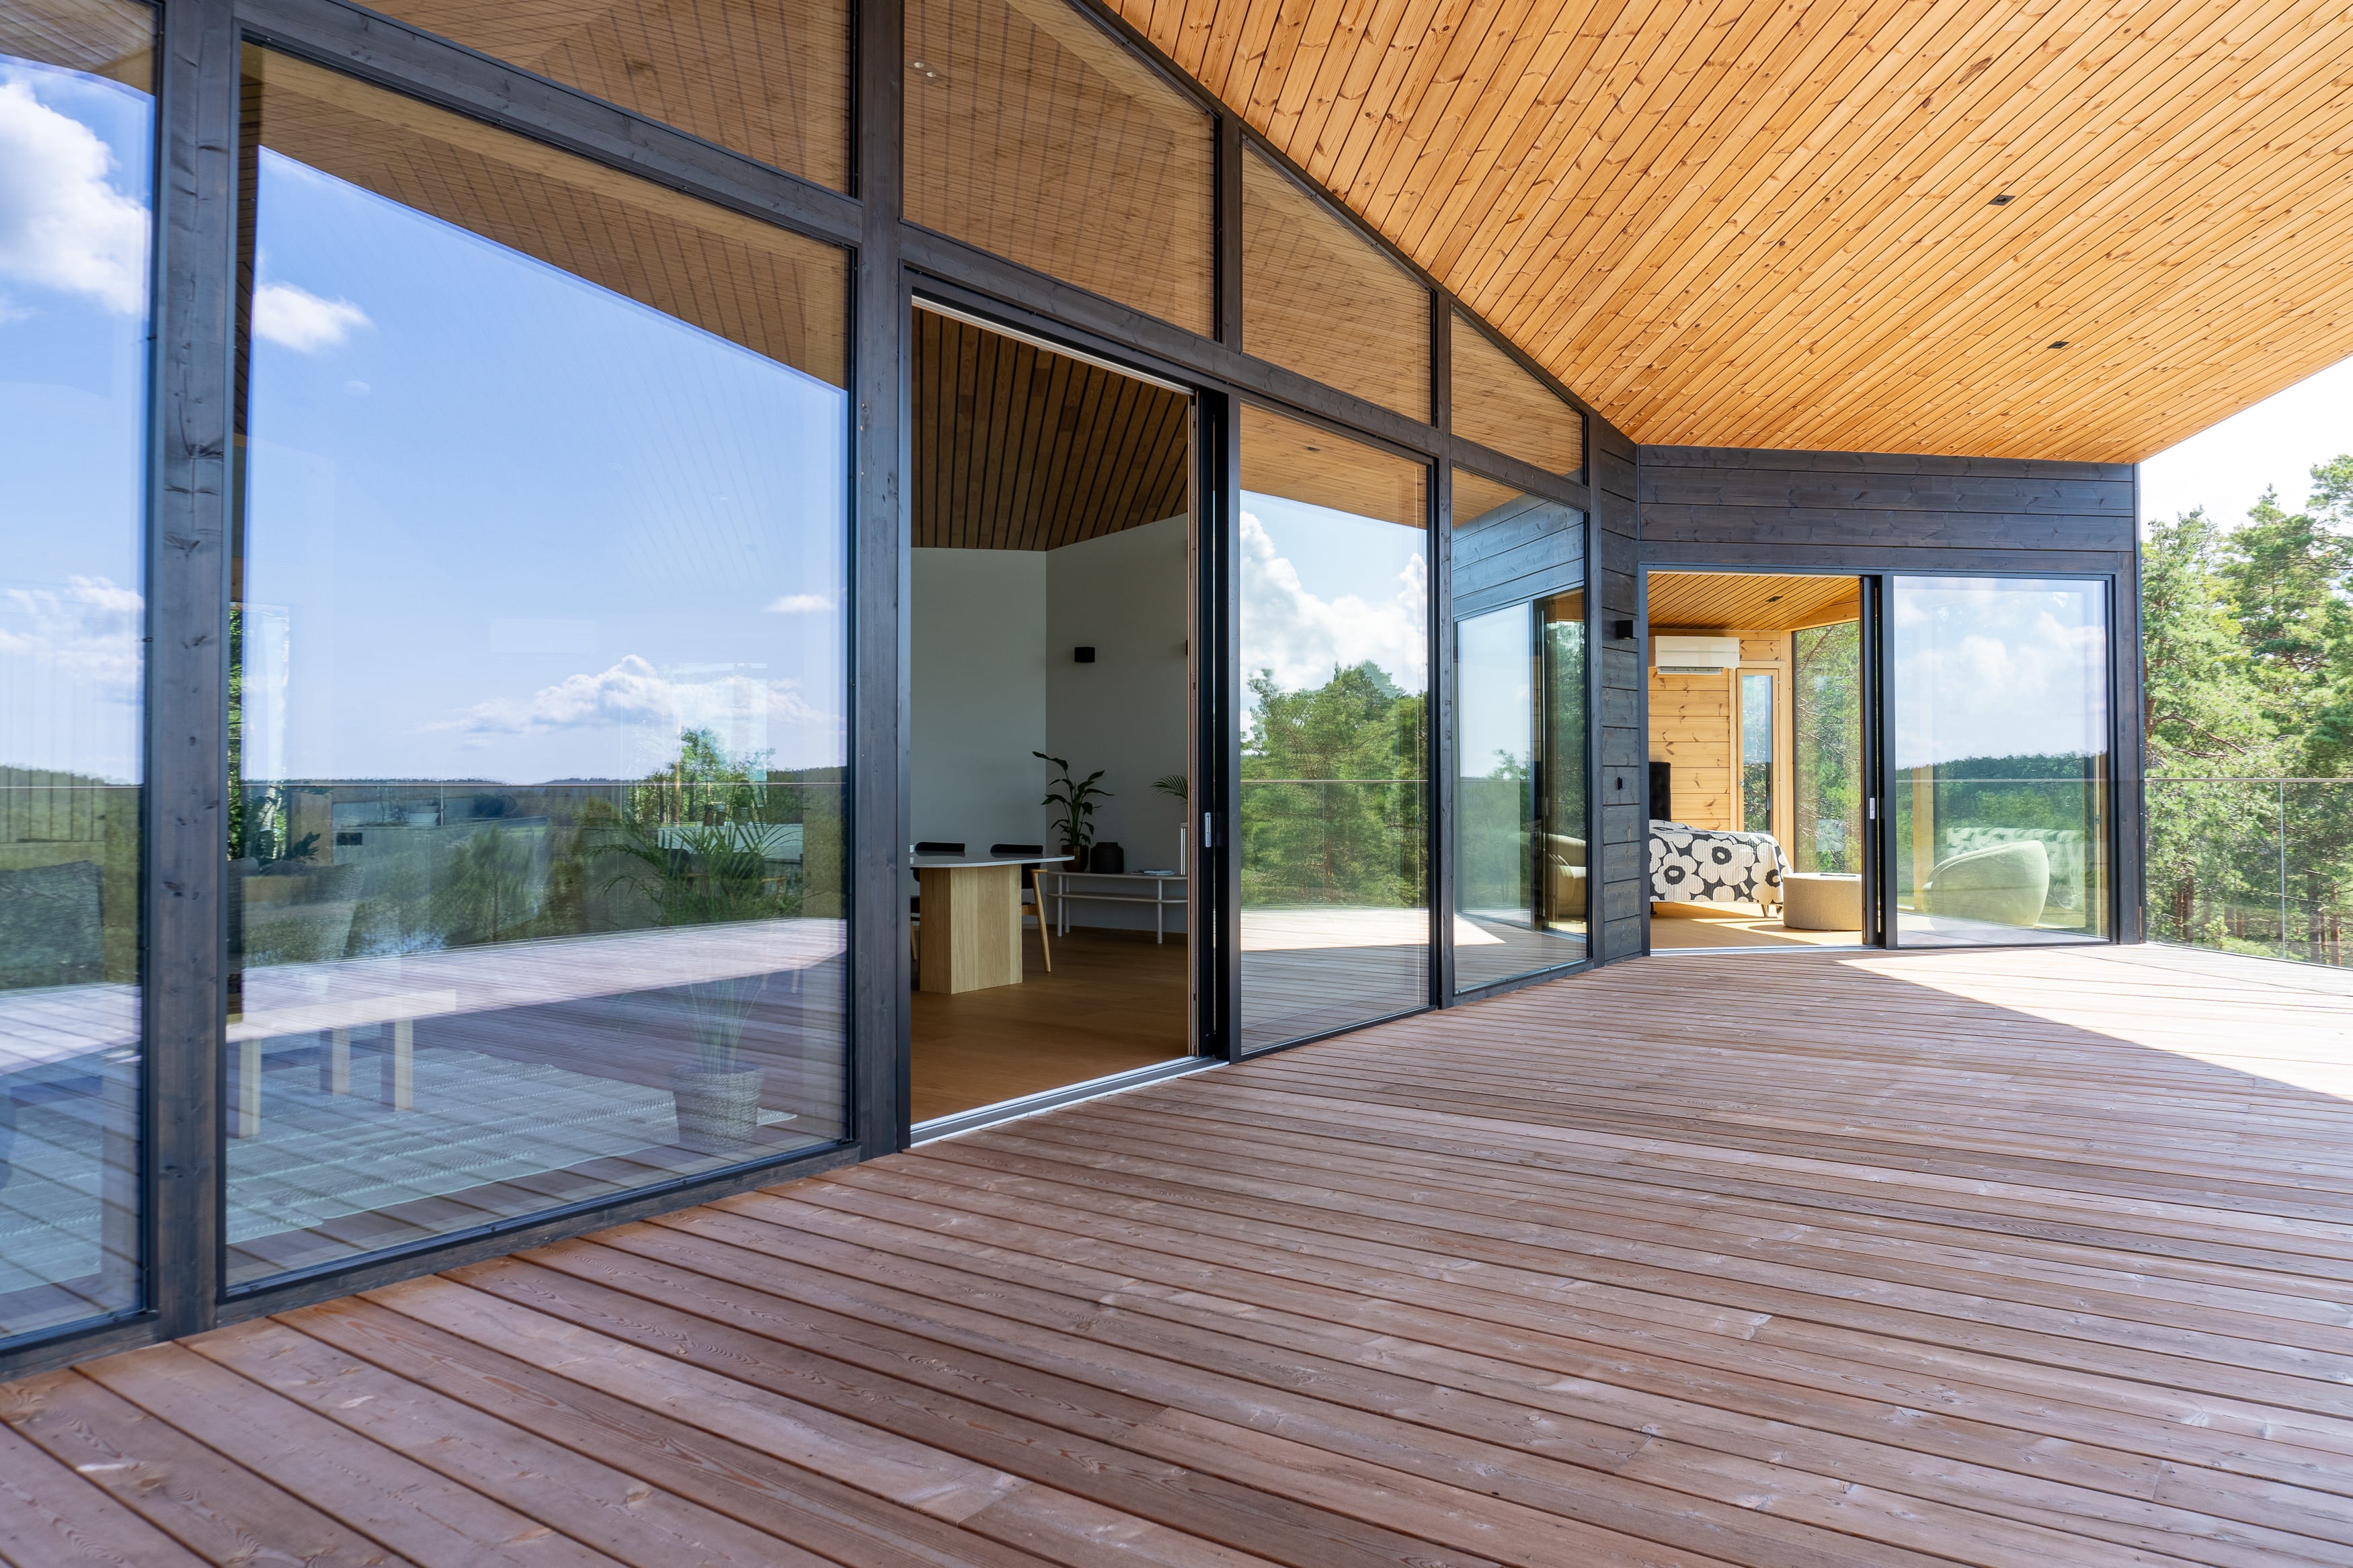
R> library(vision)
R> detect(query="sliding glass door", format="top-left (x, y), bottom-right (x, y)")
top-left (1236, 405), bottom-right (1429, 1050)
top-left (1451, 471), bottom-right (1587, 991)
top-left (1889, 577), bottom-right (2110, 946)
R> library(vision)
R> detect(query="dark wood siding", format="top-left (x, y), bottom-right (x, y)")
top-left (1630, 444), bottom-right (2144, 951)
top-left (1593, 417), bottom-right (1644, 962)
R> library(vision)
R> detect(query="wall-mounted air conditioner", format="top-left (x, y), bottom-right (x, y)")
top-left (1652, 635), bottom-right (1741, 675)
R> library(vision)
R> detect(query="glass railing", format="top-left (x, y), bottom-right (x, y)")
top-left (2146, 778), bottom-right (2353, 966)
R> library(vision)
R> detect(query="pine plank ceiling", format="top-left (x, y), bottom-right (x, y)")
top-left (1107, 0), bottom-right (2353, 462)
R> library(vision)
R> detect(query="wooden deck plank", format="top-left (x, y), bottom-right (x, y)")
top-left (9, 946), bottom-right (2353, 1566)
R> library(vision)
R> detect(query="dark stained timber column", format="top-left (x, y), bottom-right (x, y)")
top-left (223, 48), bottom-right (855, 1286)
top-left (0, 0), bottom-right (160, 1343)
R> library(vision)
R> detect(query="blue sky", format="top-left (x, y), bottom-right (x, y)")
top-left (242, 152), bottom-right (849, 784)
top-left (2140, 356), bottom-right (2353, 531)
top-left (0, 58), bottom-right (151, 786)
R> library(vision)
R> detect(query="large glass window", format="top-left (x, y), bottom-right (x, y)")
top-left (372, 0), bottom-right (849, 191)
top-left (1792, 620), bottom-right (1862, 874)
top-left (1238, 406), bottom-right (1428, 1048)
top-left (1449, 311), bottom-right (1583, 475)
top-left (0, 0), bottom-right (152, 1342)
top-left (229, 49), bottom-right (850, 1286)
top-left (1451, 472), bottom-right (1587, 990)
top-left (1892, 577), bottom-right (2110, 945)
top-left (1243, 147), bottom-right (1430, 420)
top-left (907, 0), bottom-right (1212, 334)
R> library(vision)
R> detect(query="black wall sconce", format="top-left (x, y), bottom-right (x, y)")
top-left (1609, 619), bottom-right (1635, 642)
top-left (1073, 646), bottom-right (1096, 663)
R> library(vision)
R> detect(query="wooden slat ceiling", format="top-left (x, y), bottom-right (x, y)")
top-left (1108, 0), bottom-right (2353, 460)
top-left (1648, 571), bottom-right (1860, 632)
top-left (913, 308), bottom-right (1191, 548)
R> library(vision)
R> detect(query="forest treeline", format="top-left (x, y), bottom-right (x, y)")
top-left (2143, 454), bottom-right (2353, 960)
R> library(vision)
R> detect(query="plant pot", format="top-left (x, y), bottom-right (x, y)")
top-left (669, 1064), bottom-right (764, 1156)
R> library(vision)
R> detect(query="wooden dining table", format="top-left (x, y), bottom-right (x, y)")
top-left (912, 854), bottom-right (1060, 994)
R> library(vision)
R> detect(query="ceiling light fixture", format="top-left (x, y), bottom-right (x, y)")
top-left (2048, 339), bottom-right (2070, 349)
top-left (908, 58), bottom-right (945, 83)
top-left (1988, 193), bottom-right (2016, 206)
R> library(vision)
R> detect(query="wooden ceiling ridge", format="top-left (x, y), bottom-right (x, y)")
top-left (1109, 0), bottom-right (2353, 459)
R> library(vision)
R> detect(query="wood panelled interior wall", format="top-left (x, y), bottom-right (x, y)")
top-left (367, 0), bottom-right (852, 190)
top-left (912, 309), bottom-right (1190, 549)
top-left (1103, 0), bottom-right (2353, 461)
top-left (1649, 667), bottom-right (1734, 831)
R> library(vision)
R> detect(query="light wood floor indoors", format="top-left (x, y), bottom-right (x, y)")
top-left (1650, 900), bottom-right (1864, 948)
top-left (9, 943), bottom-right (2353, 1567)
top-left (912, 925), bottom-right (1190, 1123)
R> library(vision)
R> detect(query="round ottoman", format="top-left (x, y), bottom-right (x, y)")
top-left (1781, 872), bottom-right (1862, 931)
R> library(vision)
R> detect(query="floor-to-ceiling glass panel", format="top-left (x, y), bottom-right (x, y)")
top-left (1451, 470), bottom-right (1586, 991)
top-left (1892, 577), bottom-right (2110, 946)
top-left (1792, 619), bottom-right (1862, 876)
top-left (1243, 147), bottom-right (1429, 420)
top-left (1449, 312), bottom-right (1582, 475)
top-left (0, 0), bottom-right (152, 1341)
top-left (1238, 405), bottom-right (1428, 1048)
top-left (907, 0), bottom-right (1212, 334)
top-left (373, 0), bottom-right (850, 192)
top-left (228, 48), bottom-right (850, 1286)
top-left (1741, 671), bottom-right (1773, 833)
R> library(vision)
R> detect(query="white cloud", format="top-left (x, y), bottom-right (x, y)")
top-left (0, 574), bottom-right (144, 701)
top-left (763, 593), bottom-right (834, 614)
top-left (251, 280), bottom-right (370, 353)
top-left (1238, 509), bottom-right (1427, 696)
top-left (1893, 593), bottom-right (2108, 768)
top-left (442, 654), bottom-right (835, 754)
top-left (0, 74), bottom-right (149, 314)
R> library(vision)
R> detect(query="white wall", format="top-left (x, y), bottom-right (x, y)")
top-left (910, 550), bottom-right (1048, 866)
top-left (1047, 514), bottom-right (1190, 930)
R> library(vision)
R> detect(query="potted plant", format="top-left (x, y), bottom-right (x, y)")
top-left (1034, 752), bottom-right (1110, 864)
top-left (600, 813), bottom-right (785, 1155)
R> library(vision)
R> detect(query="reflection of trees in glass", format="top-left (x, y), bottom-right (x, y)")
top-left (1241, 661), bottom-right (1425, 907)
top-left (2143, 461), bottom-right (2353, 962)
top-left (1792, 622), bottom-right (1860, 872)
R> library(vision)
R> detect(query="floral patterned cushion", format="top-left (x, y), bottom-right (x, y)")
top-left (1648, 821), bottom-right (1788, 909)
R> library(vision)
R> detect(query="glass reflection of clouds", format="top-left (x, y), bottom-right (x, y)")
top-left (0, 7), bottom-right (154, 1342)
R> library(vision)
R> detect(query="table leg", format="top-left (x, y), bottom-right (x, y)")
top-left (323, 1027), bottom-right (352, 1095)
top-left (1156, 877), bottom-right (1164, 943)
top-left (381, 1018), bottom-right (413, 1110)
top-left (234, 1037), bottom-right (261, 1139)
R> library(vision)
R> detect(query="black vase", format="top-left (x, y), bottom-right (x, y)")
top-left (1088, 841), bottom-right (1125, 874)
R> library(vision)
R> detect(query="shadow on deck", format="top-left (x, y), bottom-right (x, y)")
top-left (6, 942), bottom-right (2353, 1567)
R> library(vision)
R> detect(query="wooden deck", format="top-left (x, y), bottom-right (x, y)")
top-left (8, 942), bottom-right (2353, 1567)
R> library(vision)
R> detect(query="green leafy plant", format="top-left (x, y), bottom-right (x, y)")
top-left (1151, 773), bottom-right (1189, 802)
top-left (1035, 752), bottom-right (1110, 854)
top-left (598, 733), bottom-right (800, 1071)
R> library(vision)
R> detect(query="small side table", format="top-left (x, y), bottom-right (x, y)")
top-left (1781, 872), bottom-right (1862, 931)
top-left (1037, 869), bottom-right (1189, 942)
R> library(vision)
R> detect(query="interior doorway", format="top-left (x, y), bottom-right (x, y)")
top-left (1644, 571), bottom-right (1868, 950)
top-left (905, 304), bottom-right (1198, 1126)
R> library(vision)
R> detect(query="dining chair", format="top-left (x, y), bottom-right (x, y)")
top-left (990, 843), bottom-right (1051, 973)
